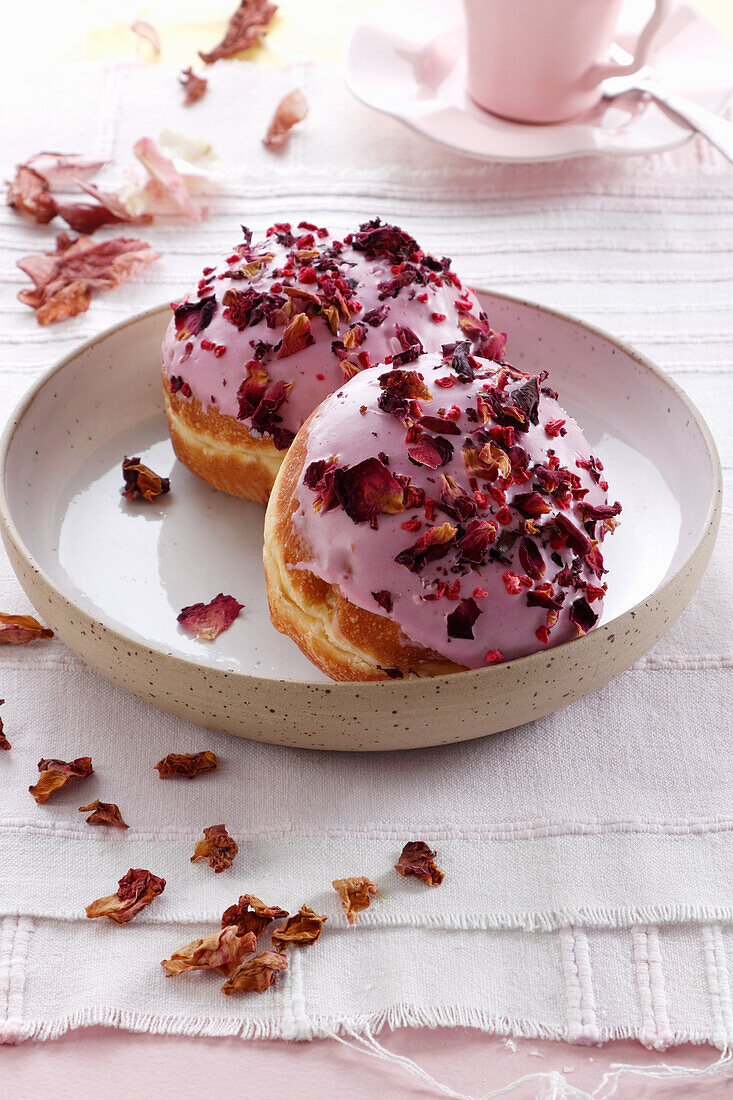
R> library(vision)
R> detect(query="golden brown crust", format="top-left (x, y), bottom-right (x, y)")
top-left (263, 416), bottom-right (466, 681)
top-left (163, 385), bottom-right (284, 505)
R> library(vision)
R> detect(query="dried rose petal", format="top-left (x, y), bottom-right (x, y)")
top-left (17, 232), bottom-right (159, 325)
top-left (395, 522), bottom-right (456, 573)
top-left (264, 89), bottom-right (308, 151)
top-left (6, 164), bottom-right (57, 224)
top-left (154, 751), bottom-right (218, 779)
top-left (222, 895), bottom-right (288, 938)
top-left (200, 0), bottom-right (277, 63)
top-left (395, 841), bottom-right (444, 886)
top-left (222, 951), bottom-right (288, 995)
top-left (0, 700), bottom-right (9, 751)
top-left (456, 519), bottom-right (497, 564)
top-left (177, 594), bottom-right (244, 641)
top-left (568, 596), bottom-right (598, 636)
top-left (378, 369), bottom-right (431, 402)
top-left (303, 457), bottom-right (339, 513)
top-left (79, 800), bottom-right (129, 829)
top-left (0, 613), bottom-right (53, 645)
top-left (121, 456), bottom-right (170, 502)
top-left (372, 590), bottom-right (393, 614)
top-left (132, 137), bottom-right (207, 222)
top-left (26, 153), bottom-right (107, 188)
top-left (332, 877), bottom-right (378, 925)
top-left (407, 434), bottom-right (454, 469)
top-left (439, 475), bottom-right (476, 522)
top-left (162, 926), bottom-right (257, 977)
top-left (57, 179), bottom-right (152, 235)
top-left (417, 415), bottom-right (461, 437)
top-left (191, 824), bottom-right (238, 873)
top-left (29, 757), bottom-right (93, 803)
top-left (446, 598), bottom-right (482, 640)
top-left (513, 492), bottom-right (552, 519)
top-left (333, 457), bottom-right (405, 528)
top-left (352, 219), bottom-right (418, 262)
top-left (271, 905), bottom-right (327, 951)
top-left (276, 311), bottom-right (314, 358)
top-left (519, 536), bottom-right (545, 580)
top-left (173, 296), bottom-right (216, 339)
top-left (86, 868), bottom-right (165, 924)
top-left (131, 20), bottom-right (161, 57)
top-left (180, 67), bottom-right (208, 106)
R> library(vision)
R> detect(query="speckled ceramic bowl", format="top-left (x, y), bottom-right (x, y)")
top-left (0, 293), bottom-right (721, 750)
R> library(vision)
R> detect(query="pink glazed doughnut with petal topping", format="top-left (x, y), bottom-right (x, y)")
top-left (161, 218), bottom-right (505, 504)
top-left (263, 345), bottom-right (621, 680)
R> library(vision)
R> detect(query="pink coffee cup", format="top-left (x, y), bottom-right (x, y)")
top-left (463, 0), bottom-right (670, 124)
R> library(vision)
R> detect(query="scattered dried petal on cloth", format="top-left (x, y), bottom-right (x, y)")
top-left (221, 895), bottom-right (289, 938)
top-left (180, 68), bottom-right (208, 106)
top-left (29, 757), bottom-right (93, 804)
top-left (154, 751), bottom-right (218, 779)
top-left (263, 89), bottom-right (308, 151)
top-left (191, 824), bottom-right (238, 872)
top-left (0, 613), bottom-right (53, 645)
top-left (17, 232), bottom-right (159, 324)
top-left (199, 0), bottom-right (277, 64)
top-left (131, 20), bottom-right (161, 57)
top-left (86, 868), bottom-right (166, 924)
top-left (271, 905), bottom-right (327, 951)
top-left (177, 594), bottom-right (244, 640)
top-left (221, 951), bottom-right (287, 995)
top-left (0, 700), bottom-right (9, 751)
top-left (78, 800), bottom-right (129, 829)
top-left (395, 841), bottom-right (444, 886)
top-left (332, 877), bottom-right (379, 924)
top-left (26, 153), bottom-right (107, 188)
top-left (162, 927), bottom-right (257, 976)
top-left (121, 456), bottom-right (171, 502)
top-left (6, 165), bottom-right (57, 224)
top-left (131, 137), bottom-right (207, 221)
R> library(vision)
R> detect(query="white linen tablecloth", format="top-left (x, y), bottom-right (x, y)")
top-left (0, 60), bottom-right (732, 1050)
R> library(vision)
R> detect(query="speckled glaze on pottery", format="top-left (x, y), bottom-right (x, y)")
top-left (0, 292), bottom-right (721, 750)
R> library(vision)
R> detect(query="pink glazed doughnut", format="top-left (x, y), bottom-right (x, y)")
top-left (263, 346), bottom-right (621, 680)
top-left (162, 219), bottom-right (504, 504)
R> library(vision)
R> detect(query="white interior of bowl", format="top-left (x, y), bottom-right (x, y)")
top-left (3, 294), bottom-right (716, 683)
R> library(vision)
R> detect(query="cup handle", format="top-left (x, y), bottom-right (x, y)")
top-left (587, 0), bottom-right (671, 84)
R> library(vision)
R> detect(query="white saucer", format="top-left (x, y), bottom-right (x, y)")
top-left (345, 0), bottom-right (733, 163)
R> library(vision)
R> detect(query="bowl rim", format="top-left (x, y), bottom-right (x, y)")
top-left (0, 289), bottom-right (723, 697)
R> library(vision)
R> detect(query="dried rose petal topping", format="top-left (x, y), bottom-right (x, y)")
top-left (191, 824), bottom-right (238, 873)
top-left (200, 0), bottom-right (277, 63)
top-left (173, 297), bottom-right (216, 340)
top-left (439, 475), bottom-right (476, 522)
top-left (162, 927), bottom-right (257, 977)
top-left (0, 700), bottom-right (9, 751)
top-left (79, 800), bottom-right (129, 829)
top-left (222, 895), bottom-right (289, 938)
top-left (457, 519), bottom-right (497, 564)
top-left (0, 613), bottom-right (53, 645)
top-left (395, 841), bottom-right (444, 886)
top-left (177, 594), bottom-right (244, 641)
top-left (378, 369), bottom-right (431, 402)
top-left (17, 232), bottom-right (159, 325)
top-left (222, 951), bottom-right (288, 995)
top-left (86, 868), bottom-right (165, 924)
top-left (29, 757), bottom-right (93, 803)
top-left (518, 536), bottom-right (545, 580)
top-left (271, 905), bottom-right (328, 951)
top-left (333, 458), bottom-right (405, 528)
top-left (332, 877), bottom-right (378, 925)
top-left (568, 596), bottom-right (598, 636)
top-left (154, 751), bottom-right (218, 779)
top-left (513, 492), bottom-right (552, 519)
top-left (121, 456), bottom-right (170, 502)
top-left (395, 522), bottom-right (456, 573)
top-left (180, 67), bottom-right (208, 106)
top-left (131, 20), bottom-right (161, 57)
top-left (276, 311), bottom-right (314, 358)
top-left (264, 89), bottom-right (308, 151)
top-left (446, 598), bottom-right (482, 640)
top-left (372, 590), bottom-right (393, 614)
top-left (7, 164), bottom-right (57, 224)
top-left (407, 434), bottom-right (454, 469)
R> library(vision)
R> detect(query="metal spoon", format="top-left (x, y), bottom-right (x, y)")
top-left (602, 42), bottom-right (733, 163)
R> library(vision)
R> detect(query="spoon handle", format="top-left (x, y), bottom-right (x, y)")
top-left (644, 82), bottom-right (733, 164)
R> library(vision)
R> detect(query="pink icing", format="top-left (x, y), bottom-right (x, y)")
top-left (161, 220), bottom-right (502, 447)
top-left (292, 351), bottom-right (620, 670)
